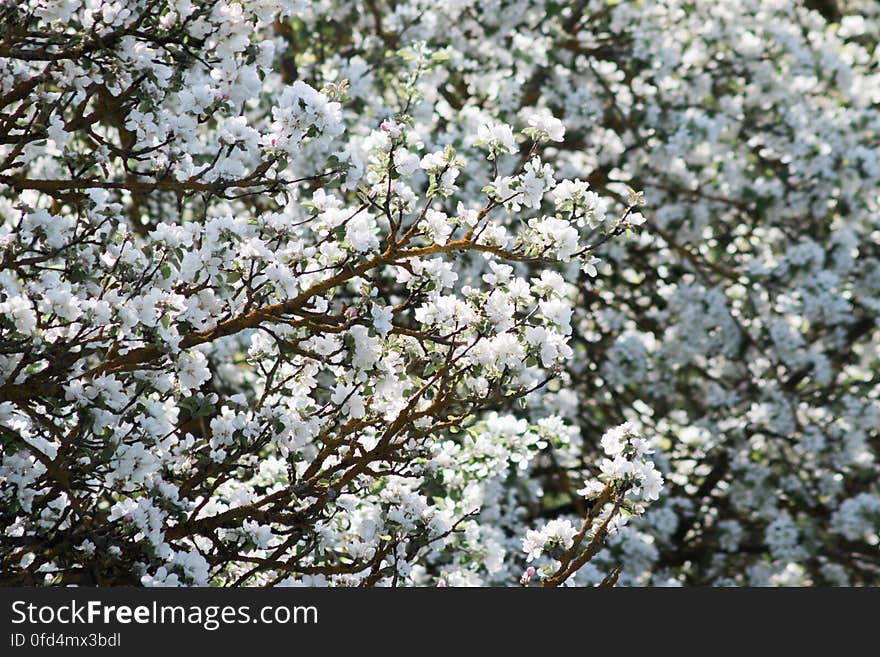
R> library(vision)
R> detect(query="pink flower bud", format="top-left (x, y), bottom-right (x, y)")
top-left (526, 566), bottom-right (535, 577)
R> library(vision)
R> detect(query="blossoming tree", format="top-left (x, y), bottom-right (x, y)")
top-left (1, 0), bottom-right (877, 587)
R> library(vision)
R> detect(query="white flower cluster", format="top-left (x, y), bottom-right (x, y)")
top-left (523, 519), bottom-right (578, 564)
top-left (517, 423), bottom-right (663, 585)
top-left (596, 424), bottom-right (664, 504)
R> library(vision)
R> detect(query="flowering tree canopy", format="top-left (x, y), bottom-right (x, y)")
top-left (0, 0), bottom-right (878, 587)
